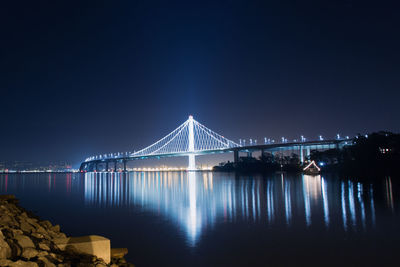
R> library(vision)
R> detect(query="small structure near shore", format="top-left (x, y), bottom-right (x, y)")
top-left (0, 195), bottom-right (132, 266)
top-left (303, 161), bottom-right (321, 175)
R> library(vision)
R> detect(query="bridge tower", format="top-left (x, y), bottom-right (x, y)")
top-left (188, 115), bottom-right (196, 171)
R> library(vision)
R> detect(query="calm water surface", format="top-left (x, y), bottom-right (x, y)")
top-left (0, 172), bottom-right (399, 266)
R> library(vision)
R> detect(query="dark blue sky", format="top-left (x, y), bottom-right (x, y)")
top-left (1, 0), bottom-right (399, 165)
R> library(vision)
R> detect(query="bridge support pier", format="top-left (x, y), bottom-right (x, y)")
top-left (247, 152), bottom-right (252, 158)
top-left (123, 160), bottom-right (127, 172)
top-left (188, 155), bottom-right (196, 171)
top-left (187, 115), bottom-right (196, 171)
top-left (300, 146), bottom-right (304, 164)
top-left (105, 162), bottom-right (109, 172)
top-left (234, 150), bottom-right (239, 164)
top-left (114, 161), bottom-right (117, 172)
top-left (95, 162), bottom-right (98, 172)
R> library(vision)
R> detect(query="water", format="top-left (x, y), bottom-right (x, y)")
top-left (0, 172), bottom-right (398, 266)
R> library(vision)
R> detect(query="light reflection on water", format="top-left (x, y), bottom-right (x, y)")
top-left (81, 172), bottom-right (389, 246)
top-left (0, 172), bottom-right (398, 266)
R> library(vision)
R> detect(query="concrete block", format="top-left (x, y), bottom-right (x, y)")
top-left (54, 235), bottom-right (110, 264)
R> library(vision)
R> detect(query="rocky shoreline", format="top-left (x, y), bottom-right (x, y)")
top-left (0, 195), bottom-right (133, 267)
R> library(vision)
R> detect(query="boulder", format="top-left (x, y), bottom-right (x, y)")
top-left (37, 250), bottom-right (48, 257)
top-left (38, 256), bottom-right (56, 267)
top-left (51, 225), bottom-right (60, 233)
top-left (35, 225), bottom-right (49, 236)
top-left (0, 259), bottom-right (13, 266)
top-left (31, 233), bottom-right (45, 239)
top-left (11, 229), bottom-right (23, 238)
top-left (39, 243), bottom-right (51, 251)
top-left (0, 230), bottom-right (12, 259)
top-left (8, 240), bottom-right (22, 258)
top-left (22, 247), bottom-right (39, 260)
top-left (0, 215), bottom-right (15, 226)
top-left (9, 260), bottom-right (39, 267)
top-left (20, 221), bottom-right (35, 233)
top-left (41, 221), bottom-right (53, 229)
top-left (48, 252), bottom-right (63, 263)
top-left (15, 234), bottom-right (35, 249)
top-left (111, 248), bottom-right (128, 259)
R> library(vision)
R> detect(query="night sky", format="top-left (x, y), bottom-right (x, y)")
top-left (1, 1), bottom-right (399, 166)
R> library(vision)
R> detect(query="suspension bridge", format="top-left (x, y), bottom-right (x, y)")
top-left (79, 116), bottom-right (351, 172)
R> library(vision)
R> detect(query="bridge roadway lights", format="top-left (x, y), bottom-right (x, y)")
top-left (80, 136), bottom-right (350, 173)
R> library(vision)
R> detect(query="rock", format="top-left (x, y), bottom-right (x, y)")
top-left (37, 250), bottom-right (49, 257)
top-left (26, 217), bottom-right (38, 224)
top-left (15, 234), bottom-right (35, 249)
top-left (41, 221), bottom-right (53, 229)
top-left (48, 231), bottom-right (61, 239)
top-left (11, 229), bottom-right (23, 238)
top-left (20, 221), bottom-right (35, 233)
top-left (38, 256), bottom-right (56, 267)
top-left (35, 225), bottom-right (49, 236)
top-left (0, 259), bottom-right (13, 266)
top-left (31, 233), bottom-right (45, 239)
top-left (57, 233), bottom-right (67, 239)
top-left (8, 240), bottom-right (22, 258)
top-left (0, 231), bottom-right (12, 259)
top-left (22, 247), bottom-right (39, 260)
top-left (111, 248), bottom-right (128, 259)
top-left (0, 215), bottom-right (14, 226)
top-left (51, 225), bottom-right (60, 233)
top-left (9, 260), bottom-right (39, 267)
top-left (0, 195), bottom-right (134, 266)
top-left (48, 252), bottom-right (63, 263)
top-left (39, 243), bottom-right (51, 251)
top-left (27, 220), bottom-right (43, 232)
